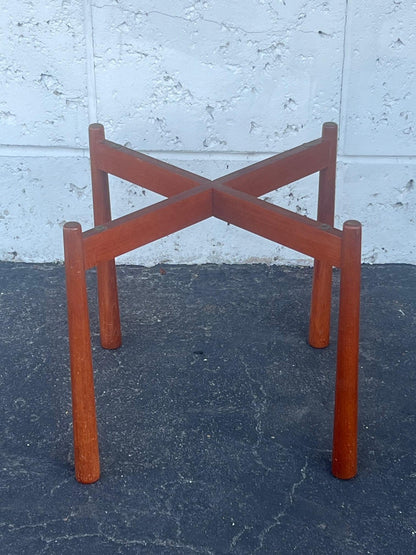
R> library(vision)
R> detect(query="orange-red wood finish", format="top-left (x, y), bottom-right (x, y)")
top-left (63, 122), bottom-right (361, 483)
top-left (309, 123), bottom-right (338, 349)
top-left (63, 222), bottom-right (100, 484)
top-left (89, 125), bottom-right (122, 350)
top-left (332, 220), bottom-right (362, 479)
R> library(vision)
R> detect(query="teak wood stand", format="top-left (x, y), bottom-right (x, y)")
top-left (63, 122), bottom-right (361, 484)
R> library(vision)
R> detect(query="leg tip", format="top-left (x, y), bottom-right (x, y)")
top-left (100, 329), bottom-right (122, 350)
top-left (76, 470), bottom-right (100, 484)
top-left (75, 456), bottom-right (100, 484)
top-left (308, 329), bottom-right (330, 349)
top-left (332, 458), bottom-right (357, 480)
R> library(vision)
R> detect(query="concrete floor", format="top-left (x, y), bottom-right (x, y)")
top-left (0, 262), bottom-right (415, 554)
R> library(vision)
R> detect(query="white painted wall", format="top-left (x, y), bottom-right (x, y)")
top-left (1, 0), bottom-right (415, 265)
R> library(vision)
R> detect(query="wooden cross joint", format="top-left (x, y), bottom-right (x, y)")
top-left (81, 122), bottom-right (342, 270)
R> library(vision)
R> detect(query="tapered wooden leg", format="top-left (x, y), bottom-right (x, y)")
top-left (64, 222), bottom-right (100, 484)
top-left (309, 123), bottom-right (337, 348)
top-left (89, 124), bottom-right (122, 349)
top-left (309, 260), bottom-right (333, 348)
top-left (96, 259), bottom-right (122, 349)
top-left (332, 220), bottom-right (362, 479)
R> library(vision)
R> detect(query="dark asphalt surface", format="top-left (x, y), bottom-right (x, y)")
top-left (0, 262), bottom-right (415, 553)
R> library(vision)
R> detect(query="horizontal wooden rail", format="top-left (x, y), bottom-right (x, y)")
top-left (212, 184), bottom-right (342, 267)
top-left (83, 185), bottom-right (212, 269)
top-left (217, 138), bottom-right (329, 197)
top-left (93, 139), bottom-right (208, 197)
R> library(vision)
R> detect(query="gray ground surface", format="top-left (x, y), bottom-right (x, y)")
top-left (0, 262), bottom-right (415, 554)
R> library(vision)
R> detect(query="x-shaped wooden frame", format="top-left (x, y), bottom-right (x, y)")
top-left (64, 122), bottom-right (361, 484)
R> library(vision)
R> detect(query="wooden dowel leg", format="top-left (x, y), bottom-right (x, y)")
top-left (96, 259), bottom-right (122, 349)
top-left (332, 220), bottom-right (362, 480)
top-left (309, 260), bottom-right (333, 348)
top-left (89, 124), bottom-right (122, 350)
top-left (309, 123), bottom-right (337, 348)
top-left (64, 222), bottom-right (100, 484)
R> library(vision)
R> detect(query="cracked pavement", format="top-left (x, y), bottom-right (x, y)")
top-left (0, 262), bottom-right (415, 553)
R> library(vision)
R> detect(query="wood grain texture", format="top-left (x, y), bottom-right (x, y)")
top-left (93, 136), bottom-right (207, 197)
top-left (309, 122), bottom-right (338, 348)
top-left (63, 222), bottom-right (100, 484)
top-left (217, 138), bottom-right (329, 197)
top-left (212, 184), bottom-right (342, 267)
top-left (64, 123), bottom-right (362, 482)
top-left (89, 125), bottom-right (122, 349)
top-left (332, 220), bottom-right (362, 479)
top-left (83, 185), bottom-right (213, 270)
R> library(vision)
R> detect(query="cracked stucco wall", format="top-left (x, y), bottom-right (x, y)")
top-left (0, 0), bottom-right (415, 264)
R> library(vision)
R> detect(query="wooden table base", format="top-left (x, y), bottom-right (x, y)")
top-left (63, 122), bottom-right (361, 483)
